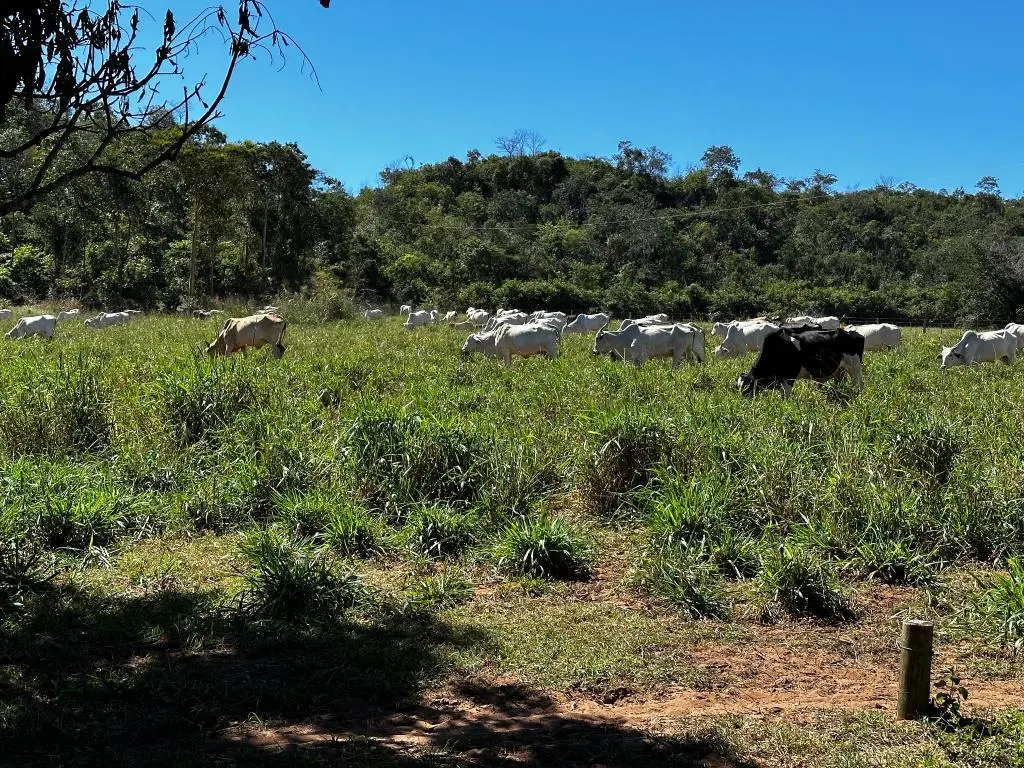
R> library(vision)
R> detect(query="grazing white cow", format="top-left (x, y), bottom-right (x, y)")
top-left (363, 309), bottom-right (385, 320)
top-left (491, 322), bottom-right (561, 366)
top-left (208, 313), bottom-right (287, 359)
top-left (712, 317), bottom-right (771, 338)
top-left (443, 311), bottom-right (457, 323)
top-left (592, 322), bottom-right (646, 360)
top-left (451, 320), bottom-right (476, 330)
top-left (1003, 322), bottom-right (1024, 349)
top-left (0, 309), bottom-right (12, 320)
top-left (845, 323), bottom-right (901, 351)
top-left (529, 310), bottom-right (567, 323)
top-left (939, 330), bottom-right (1017, 369)
top-left (84, 311), bottom-right (132, 329)
top-left (564, 313), bottom-right (611, 334)
top-left (56, 309), bottom-right (81, 321)
top-left (124, 309), bottom-right (143, 317)
top-left (400, 304), bottom-right (413, 317)
top-left (628, 324), bottom-right (705, 367)
top-left (6, 315), bottom-right (55, 340)
top-left (714, 321), bottom-right (780, 358)
top-left (467, 309), bottom-right (490, 325)
top-left (461, 329), bottom-right (500, 359)
top-left (785, 315), bottom-right (816, 326)
top-left (403, 310), bottom-right (433, 330)
top-left (618, 314), bottom-right (670, 331)
top-left (482, 311), bottom-right (529, 333)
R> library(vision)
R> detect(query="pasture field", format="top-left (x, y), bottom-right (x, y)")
top-left (1, 313), bottom-right (1023, 767)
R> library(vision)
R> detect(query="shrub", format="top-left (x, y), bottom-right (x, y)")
top-left (404, 570), bottom-right (473, 610)
top-left (637, 550), bottom-right (730, 620)
top-left (758, 542), bottom-right (855, 621)
top-left (403, 506), bottom-right (476, 560)
top-left (493, 513), bottom-right (592, 580)
top-left (322, 505), bottom-right (385, 558)
top-left (237, 527), bottom-right (367, 624)
top-left (581, 412), bottom-right (678, 522)
top-left (0, 536), bottom-right (56, 614)
top-left (970, 558), bottom-right (1024, 654)
top-left (160, 357), bottom-right (260, 445)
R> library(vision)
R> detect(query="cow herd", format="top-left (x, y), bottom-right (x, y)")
top-left (0, 309), bottom-right (143, 340)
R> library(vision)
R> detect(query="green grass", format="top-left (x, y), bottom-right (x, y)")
top-left (2, 315), bottom-right (1024, 766)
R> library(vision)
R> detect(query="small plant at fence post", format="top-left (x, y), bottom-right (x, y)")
top-left (897, 619), bottom-right (933, 720)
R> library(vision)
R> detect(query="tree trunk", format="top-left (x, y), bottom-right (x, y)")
top-left (189, 202), bottom-right (201, 297)
top-left (261, 198), bottom-right (269, 271)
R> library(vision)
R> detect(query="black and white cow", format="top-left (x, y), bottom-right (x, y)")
top-left (737, 327), bottom-right (865, 398)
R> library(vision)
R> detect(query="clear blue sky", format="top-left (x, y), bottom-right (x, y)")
top-left (162, 0), bottom-right (1023, 194)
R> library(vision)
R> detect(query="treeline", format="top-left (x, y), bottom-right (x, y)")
top-left (2, 122), bottom-right (1023, 322)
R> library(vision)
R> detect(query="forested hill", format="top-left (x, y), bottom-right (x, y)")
top-left (2, 132), bottom-right (1022, 323)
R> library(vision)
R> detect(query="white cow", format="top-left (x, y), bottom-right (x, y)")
top-left (363, 309), bottom-right (385, 320)
top-left (403, 310), bottom-right (433, 330)
top-left (713, 317), bottom-right (772, 337)
top-left (714, 321), bottom-right (780, 358)
top-left (443, 311), bottom-right (457, 323)
top-left (400, 304), bottom-right (413, 317)
top-left (6, 315), bottom-right (55, 340)
top-left (467, 309), bottom-right (490, 325)
top-left (429, 310), bottom-right (440, 324)
top-left (530, 310), bottom-right (567, 323)
top-left (84, 311), bottom-right (132, 329)
top-left (491, 323), bottom-right (561, 366)
top-left (564, 313), bottom-right (611, 334)
top-left (482, 311), bottom-right (529, 333)
top-left (814, 315), bottom-right (841, 330)
top-left (1003, 322), bottom-right (1024, 349)
top-left (845, 323), bottom-right (901, 351)
top-left (785, 315), bottom-right (816, 326)
top-left (461, 329), bottom-right (500, 359)
top-left (0, 309), bottom-right (12, 320)
top-left (628, 324), bottom-right (705, 367)
top-left (56, 309), bottom-right (81, 321)
top-left (940, 330), bottom-right (1017, 369)
top-left (208, 313), bottom-right (287, 359)
top-left (593, 322), bottom-right (644, 360)
top-left (451, 320), bottom-right (477, 330)
top-left (124, 309), bottom-right (144, 317)
top-left (619, 313), bottom-right (669, 330)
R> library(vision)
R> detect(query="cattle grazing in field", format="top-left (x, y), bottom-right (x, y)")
top-left (0, 309), bottom-right (12, 320)
top-left (618, 314), bottom-right (669, 330)
top-left (528, 311), bottom-right (567, 331)
top-left (207, 313), bottom-right (288, 359)
top-left (451, 320), bottom-right (477, 330)
top-left (84, 311), bottom-right (132, 329)
top-left (714, 321), bottom-right (780, 358)
top-left (1003, 322), bottom-right (1024, 350)
top-left (628, 324), bottom-right (705, 367)
top-left (712, 317), bottom-right (771, 338)
top-left (467, 308), bottom-right (490, 325)
top-left (461, 329), bottom-right (500, 359)
top-left (56, 309), bottom-right (81, 321)
top-left (400, 305), bottom-right (413, 317)
top-left (482, 311), bottom-right (529, 333)
top-left (939, 330), bottom-right (1017, 369)
top-left (6, 315), bottom-right (56, 340)
top-left (592, 322), bottom-right (645, 360)
top-left (443, 311), bottom-right (457, 323)
top-left (844, 323), bottom-right (901, 351)
top-left (363, 309), bottom-right (385, 320)
top-left (785, 314), bottom-right (839, 330)
top-left (738, 327), bottom-right (865, 398)
top-left (471, 322), bottom-right (561, 366)
top-left (192, 309), bottom-right (225, 319)
top-left (564, 313), bottom-right (611, 333)
top-left (403, 310), bottom-right (433, 330)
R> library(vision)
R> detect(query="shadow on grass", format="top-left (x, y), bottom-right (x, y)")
top-left (0, 586), bottom-right (756, 767)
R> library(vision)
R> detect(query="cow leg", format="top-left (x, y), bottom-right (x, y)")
top-left (842, 354), bottom-right (864, 392)
top-left (672, 350), bottom-right (682, 368)
top-left (502, 351), bottom-right (512, 367)
top-left (781, 380), bottom-right (794, 398)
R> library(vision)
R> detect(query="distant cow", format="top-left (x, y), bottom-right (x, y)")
top-left (482, 311), bottom-right (529, 333)
top-left (467, 309), bottom-right (490, 325)
top-left (564, 313), bottom-right (611, 334)
top-left (6, 315), bottom-right (56, 340)
top-left (451, 320), bottom-right (476, 330)
top-left (939, 330), bottom-right (1017, 369)
top-left (363, 309), bottom-right (385, 320)
top-left (0, 309), bottom-right (12, 320)
top-left (192, 309), bottom-right (225, 319)
top-left (400, 305), bottom-right (413, 317)
top-left (845, 323), bottom-right (901, 351)
top-left (56, 309), bottom-right (81, 321)
top-left (628, 324), bottom-right (705, 367)
top-left (404, 310), bottom-right (433, 330)
top-left (84, 311), bottom-right (132, 329)
top-left (618, 314), bottom-right (668, 330)
top-left (490, 322), bottom-right (561, 366)
top-left (443, 311), bottom-right (457, 323)
top-left (1003, 322), bottom-right (1024, 350)
top-left (714, 321), bottom-right (780, 358)
top-left (208, 313), bottom-right (287, 359)
top-left (738, 327), bottom-right (865, 398)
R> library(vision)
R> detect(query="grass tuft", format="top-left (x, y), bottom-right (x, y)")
top-left (758, 542), bottom-right (855, 621)
top-left (493, 513), bottom-right (592, 580)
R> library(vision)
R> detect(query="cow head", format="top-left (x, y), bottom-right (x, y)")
top-left (736, 373), bottom-right (758, 397)
top-left (591, 323), bottom-right (611, 355)
top-left (938, 346), bottom-right (963, 369)
top-left (271, 342), bottom-right (286, 360)
top-left (206, 338), bottom-right (225, 358)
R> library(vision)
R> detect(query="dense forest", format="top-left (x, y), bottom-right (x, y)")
top-left (2, 118), bottom-right (1023, 323)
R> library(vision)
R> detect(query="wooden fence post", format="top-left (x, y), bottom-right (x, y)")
top-left (897, 619), bottom-right (933, 720)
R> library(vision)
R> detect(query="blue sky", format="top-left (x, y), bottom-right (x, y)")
top-left (161, 1), bottom-right (1023, 194)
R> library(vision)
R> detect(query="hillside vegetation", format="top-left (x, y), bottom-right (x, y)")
top-left (1, 124), bottom-right (1022, 322)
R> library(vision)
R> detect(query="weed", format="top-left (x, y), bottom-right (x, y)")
top-left (0, 536), bottom-right (56, 614)
top-left (322, 505), bottom-right (385, 558)
top-left (160, 356), bottom-right (260, 444)
top-left (970, 558), bottom-right (1024, 654)
top-left (403, 505), bottom-right (476, 559)
top-left (404, 569), bottom-right (473, 610)
top-left (493, 513), bottom-right (592, 580)
top-left (637, 550), bottom-right (730, 619)
top-left (758, 542), bottom-right (855, 621)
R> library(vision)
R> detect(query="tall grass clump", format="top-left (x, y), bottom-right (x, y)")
top-left (493, 513), bottom-right (592, 580)
top-left (0, 355), bottom-right (110, 456)
top-left (404, 570), bottom-right (473, 611)
top-left (237, 527), bottom-right (367, 624)
top-left (636, 549), bottom-right (730, 620)
top-left (645, 475), bottom-right (735, 551)
top-left (0, 535), bottom-right (56, 614)
top-left (758, 542), bottom-right (855, 622)
top-left (322, 505), bottom-right (385, 558)
top-left (160, 357), bottom-right (260, 445)
top-left (479, 444), bottom-right (564, 519)
top-left (969, 558), bottom-right (1024, 654)
top-left (581, 411), bottom-right (679, 522)
top-left (887, 417), bottom-right (962, 486)
top-left (345, 407), bottom-right (488, 515)
top-left (402, 506), bottom-right (476, 560)
top-left (272, 270), bottom-right (356, 324)
top-left (853, 534), bottom-right (942, 586)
